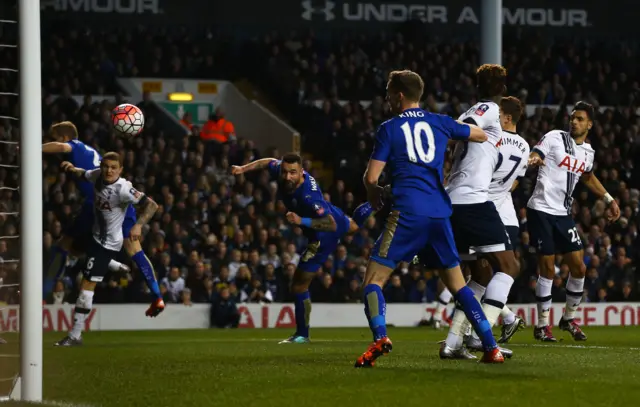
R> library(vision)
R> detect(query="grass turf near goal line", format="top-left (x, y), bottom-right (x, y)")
top-left (2, 327), bottom-right (640, 407)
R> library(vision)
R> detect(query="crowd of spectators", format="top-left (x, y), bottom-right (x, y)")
top-left (1, 26), bottom-right (639, 312)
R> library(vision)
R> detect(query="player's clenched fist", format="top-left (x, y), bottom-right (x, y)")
top-left (60, 161), bottom-right (75, 172)
top-left (285, 211), bottom-right (302, 225)
top-left (528, 155), bottom-right (545, 167)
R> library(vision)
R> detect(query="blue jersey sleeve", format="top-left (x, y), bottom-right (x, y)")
top-left (443, 116), bottom-right (471, 140)
top-left (66, 140), bottom-right (77, 153)
top-left (267, 159), bottom-right (281, 179)
top-left (371, 124), bottom-right (391, 162)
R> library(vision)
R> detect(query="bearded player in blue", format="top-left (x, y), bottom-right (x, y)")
top-left (232, 153), bottom-right (375, 343)
top-left (354, 70), bottom-right (506, 367)
top-left (42, 121), bottom-right (165, 317)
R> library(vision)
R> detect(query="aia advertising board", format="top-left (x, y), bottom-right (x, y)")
top-left (2, 303), bottom-right (640, 332)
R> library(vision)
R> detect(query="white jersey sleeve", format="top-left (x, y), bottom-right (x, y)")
top-left (446, 101), bottom-right (502, 204)
top-left (527, 130), bottom-right (594, 216)
top-left (84, 168), bottom-right (101, 183)
top-left (119, 181), bottom-right (145, 205)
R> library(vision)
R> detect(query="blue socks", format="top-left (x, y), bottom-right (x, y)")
top-left (454, 286), bottom-right (497, 351)
top-left (353, 202), bottom-right (375, 227)
top-left (294, 291), bottom-right (311, 338)
top-left (363, 284), bottom-right (387, 341)
top-left (132, 251), bottom-right (161, 300)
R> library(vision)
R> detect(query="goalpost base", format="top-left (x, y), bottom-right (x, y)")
top-left (0, 376), bottom-right (21, 402)
top-left (10, 377), bottom-right (21, 400)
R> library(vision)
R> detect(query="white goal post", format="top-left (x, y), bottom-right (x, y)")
top-left (17, 0), bottom-right (43, 402)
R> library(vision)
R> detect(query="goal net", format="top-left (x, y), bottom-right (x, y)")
top-left (1, 0), bottom-right (43, 401)
top-left (0, 8), bottom-right (21, 400)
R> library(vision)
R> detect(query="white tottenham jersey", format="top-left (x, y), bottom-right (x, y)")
top-left (86, 169), bottom-right (144, 251)
top-left (446, 101), bottom-right (503, 204)
top-left (527, 130), bottom-right (595, 216)
top-left (488, 131), bottom-right (530, 227)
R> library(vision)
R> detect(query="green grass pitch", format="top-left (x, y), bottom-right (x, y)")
top-left (2, 327), bottom-right (640, 407)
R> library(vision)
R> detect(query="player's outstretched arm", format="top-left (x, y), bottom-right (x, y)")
top-left (135, 197), bottom-right (159, 227)
top-left (285, 211), bottom-right (337, 232)
top-left (43, 142), bottom-right (72, 154)
top-left (231, 158), bottom-right (277, 175)
top-left (580, 172), bottom-right (621, 222)
top-left (60, 161), bottom-right (86, 178)
top-left (456, 121), bottom-right (487, 143)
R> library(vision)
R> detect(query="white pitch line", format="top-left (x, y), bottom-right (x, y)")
top-left (56, 337), bottom-right (640, 351)
top-left (509, 343), bottom-right (640, 351)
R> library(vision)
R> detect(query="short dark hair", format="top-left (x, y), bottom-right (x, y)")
top-left (476, 64), bottom-right (507, 98)
top-left (572, 101), bottom-right (595, 121)
top-left (50, 121), bottom-right (78, 140)
top-left (500, 96), bottom-right (524, 124)
top-left (281, 153), bottom-right (302, 165)
top-left (387, 70), bottom-right (424, 102)
top-left (102, 151), bottom-right (123, 167)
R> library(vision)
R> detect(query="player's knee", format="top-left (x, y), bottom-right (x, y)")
top-left (81, 279), bottom-right (97, 292)
top-left (538, 255), bottom-right (556, 278)
top-left (573, 261), bottom-right (587, 278)
top-left (291, 270), bottom-right (313, 293)
top-left (498, 253), bottom-right (520, 278)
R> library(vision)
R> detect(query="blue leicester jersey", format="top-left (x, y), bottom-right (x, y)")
top-left (268, 160), bottom-right (346, 240)
top-left (371, 108), bottom-right (471, 218)
top-left (67, 140), bottom-right (101, 201)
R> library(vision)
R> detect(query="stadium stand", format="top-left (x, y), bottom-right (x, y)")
top-left (1, 26), bottom-right (639, 309)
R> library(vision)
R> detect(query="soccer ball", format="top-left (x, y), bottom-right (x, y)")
top-left (112, 103), bottom-right (145, 136)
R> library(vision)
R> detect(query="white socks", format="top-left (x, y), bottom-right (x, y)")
top-left (70, 290), bottom-right (94, 340)
top-left (445, 273), bottom-right (515, 348)
top-left (564, 275), bottom-right (585, 320)
top-left (433, 288), bottom-right (453, 322)
top-left (536, 276), bottom-right (553, 327)
top-left (501, 306), bottom-right (516, 325)
top-left (483, 272), bottom-right (515, 327)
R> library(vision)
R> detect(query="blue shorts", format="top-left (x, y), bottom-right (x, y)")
top-left (65, 201), bottom-right (137, 240)
top-left (526, 208), bottom-right (581, 255)
top-left (371, 210), bottom-right (460, 270)
top-left (298, 211), bottom-right (350, 273)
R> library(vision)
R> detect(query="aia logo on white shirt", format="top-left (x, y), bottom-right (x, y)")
top-left (558, 155), bottom-right (587, 175)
